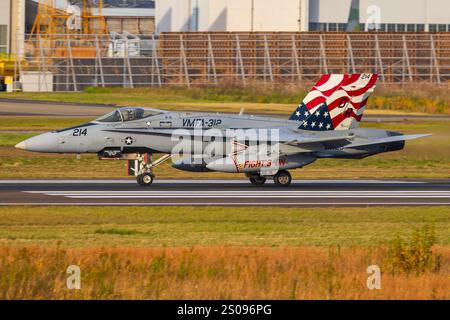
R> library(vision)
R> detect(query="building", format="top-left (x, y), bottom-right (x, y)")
top-left (1, 0), bottom-right (155, 91)
top-left (155, 0), bottom-right (450, 33)
top-left (1, 1), bottom-right (157, 54)
top-left (312, 0), bottom-right (450, 32)
top-left (98, 0), bottom-right (155, 34)
top-left (0, 0), bottom-right (25, 90)
top-left (24, 1), bottom-right (155, 35)
top-left (0, 0), bottom-right (26, 55)
top-left (156, 0), bottom-right (309, 33)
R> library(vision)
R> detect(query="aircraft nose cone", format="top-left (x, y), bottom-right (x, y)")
top-left (15, 141), bottom-right (27, 150)
top-left (15, 132), bottom-right (59, 153)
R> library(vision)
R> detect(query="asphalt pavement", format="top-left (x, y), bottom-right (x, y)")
top-left (1, 179), bottom-right (450, 207)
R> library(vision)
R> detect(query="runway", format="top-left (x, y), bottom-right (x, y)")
top-left (2, 99), bottom-right (449, 122)
top-left (1, 179), bottom-right (450, 207)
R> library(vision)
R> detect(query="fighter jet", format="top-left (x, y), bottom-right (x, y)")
top-left (15, 74), bottom-right (429, 186)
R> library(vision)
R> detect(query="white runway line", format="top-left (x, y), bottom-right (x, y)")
top-left (25, 190), bottom-right (450, 199)
top-left (62, 197), bottom-right (450, 199)
top-left (2, 202), bottom-right (450, 206)
top-left (27, 191), bottom-right (450, 194)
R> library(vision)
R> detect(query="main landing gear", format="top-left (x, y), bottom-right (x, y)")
top-left (247, 170), bottom-right (292, 187)
top-left (131, 153), bottom-right (172, 187)
top-left (273, 170), bottom-right (292, 187)
top-left (247, 173), bottom-right (267, 186)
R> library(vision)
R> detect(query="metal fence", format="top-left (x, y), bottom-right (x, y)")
top-left (14, 32), bottom-right (450, 91)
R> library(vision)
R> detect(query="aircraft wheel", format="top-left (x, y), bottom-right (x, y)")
top-left (137, 173), bottom-right (154, 186)
top-left (274, 170), bottom-right (292, 187)
top-left (249, 176), bottom-right (266, 186)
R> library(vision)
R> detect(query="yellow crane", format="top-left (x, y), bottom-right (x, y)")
top-left (0, 54), bottom-right (28, 91)
top-left (0, 54), bottom-right (15, 78)
top-left (28, 0), bottom-right (108, 58)
top-left (30, 0), bottom-right (108, 36)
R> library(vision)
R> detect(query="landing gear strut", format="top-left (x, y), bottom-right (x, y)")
top-left (273, 170), bottom-right (292, 187)
top-left (131, 153), bottom-right (172, 187)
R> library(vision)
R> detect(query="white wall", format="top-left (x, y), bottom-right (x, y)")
top-left (311, 0), bottom-right (450, 24)
top-left (222, 0), bottom-right (253, 31)
top-left (155, 0), bottom-right (190, 33)
top-left (0, 0), bottom-right (11, 25)
top-left (253, 0), bottom-right (301, 31)
top-left (309, 0), bottom-right (352, 23)
top-left (156, 0), bottom-right (308, 33)
top-left (0, 0), bottom-right (11, 53)
top-left (426, 0), bottom-right (450, 24)
top-left (156, 0), bottom-right (450, 33)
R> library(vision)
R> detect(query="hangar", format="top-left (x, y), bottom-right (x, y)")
top-left (155, 0), bottom-right (450, 33)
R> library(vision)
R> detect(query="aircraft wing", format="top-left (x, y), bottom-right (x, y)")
top-left (277, 133), bottom-right (355, 155)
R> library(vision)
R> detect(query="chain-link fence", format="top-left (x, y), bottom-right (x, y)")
top-left (14, 32), bottom-right (450, 91)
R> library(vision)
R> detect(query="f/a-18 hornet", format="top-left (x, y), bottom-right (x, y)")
top-left (16, 74), bottom-right (429, 186)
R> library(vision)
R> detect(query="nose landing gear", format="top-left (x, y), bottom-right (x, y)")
top-left (137, 172), bottom-right (154, 186)
top-left (129, 153), bottom-right (172, 187)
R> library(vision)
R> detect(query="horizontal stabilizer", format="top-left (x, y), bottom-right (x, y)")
top-left (344, 134), bottom-right (431, 149)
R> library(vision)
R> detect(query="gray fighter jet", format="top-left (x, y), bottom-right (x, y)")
top-left (15, 74), bottom-right (429, 186)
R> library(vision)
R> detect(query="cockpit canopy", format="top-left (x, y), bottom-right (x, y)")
top-left (95, 107), bottom-right (166, 123)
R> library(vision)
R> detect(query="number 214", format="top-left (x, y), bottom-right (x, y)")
top-left (73, 128), bottom-right (87, 136)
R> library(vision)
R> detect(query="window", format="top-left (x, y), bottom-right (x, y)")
top-left (397, 24), bottom-right (406, 32)
top-left (407, 24), bottom-right (415, 32)
top-left (308, 23), bottom-right (319, 31)
top-left (438, 24), bottom-right (446, 32)
top-left (367, 23), bottom-right (378, 31)
top-left (120, 108), bottom-right (164, 121)
top-left (0, 25), bottom-right (7, 54)
top-left (416, 24), bottom-right (425, 32)
top-left (96, 108), bottom-right (164, 123)
top-left (429, 24), bottom-right (437, 32)
top-left (387, 24), bottom-right (396, 32)
top-left (96, 110), bottom-right (123, 123)
top-left (328, 23), bottom-right (337, 31)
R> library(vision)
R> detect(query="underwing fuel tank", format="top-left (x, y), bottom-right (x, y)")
top-left (206, 154), bottom-right (316, 173)
top-left (171, 156), bottom-right (213, 172)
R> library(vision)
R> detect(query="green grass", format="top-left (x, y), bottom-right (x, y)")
top-left (0, 133), bottom-right (35, 147)
top-left (94, 228), bottom-right (143, 236)
top-left (2, 86), bottom-right (308, 105)
top-left (0, 206), bottom-right (449, 247)
top-left (0, 117), bottom-right (91, 131)
top-left (2, 84), bottom-right (450, 114)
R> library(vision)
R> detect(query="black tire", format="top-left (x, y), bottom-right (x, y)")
top-left (249, 176), bottom-right (266, 186)
top-left (137, 173), bottom-right (154, 186)
top-left (273, 170), bottom-right (292, 186)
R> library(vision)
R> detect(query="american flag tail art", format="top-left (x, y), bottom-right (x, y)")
top-left (289, 74), bottom-right (378, 131)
